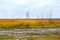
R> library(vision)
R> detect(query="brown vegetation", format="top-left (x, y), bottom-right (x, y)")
top-left (0, 19), bottom-right (60, 28)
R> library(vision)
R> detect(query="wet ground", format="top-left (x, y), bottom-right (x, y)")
top-left (0, 28), bottom-right (60, 39)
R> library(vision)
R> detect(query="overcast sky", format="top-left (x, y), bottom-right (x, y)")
top-left (0, 0), bottom-right (60, 18)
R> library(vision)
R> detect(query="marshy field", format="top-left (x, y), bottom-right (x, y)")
top-left (0, 19), bottom-right (60, 29)
top-left (0, 19), bottom-right (60, 40)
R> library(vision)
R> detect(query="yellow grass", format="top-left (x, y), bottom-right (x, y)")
top-left (19, 35), bottom-right (60, 40)
top-left (0, 19), bottom-right (60, 28)
top-left (0, 19), bottom-right (50, 25)
top-left (0, 38), bottom-right (17, 40)
top-left (0, 35), bottom-right (60, 40)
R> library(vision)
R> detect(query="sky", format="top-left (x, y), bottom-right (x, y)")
top-left (0, 0), bottom-right (60, 18)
